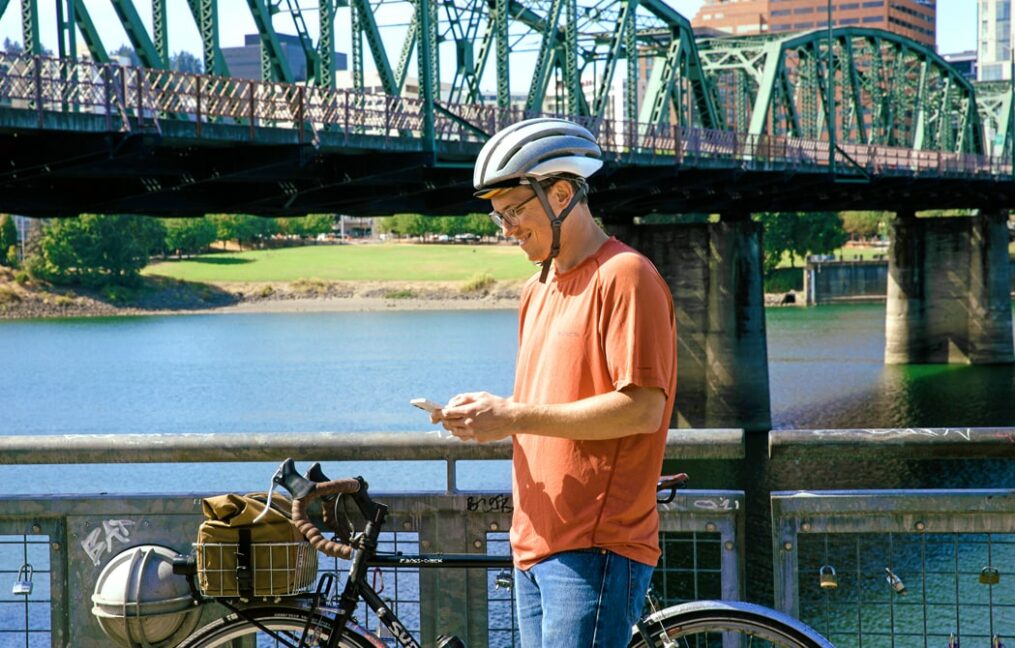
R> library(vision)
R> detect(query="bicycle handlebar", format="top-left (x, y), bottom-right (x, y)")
top-left (291, 478), bottom-right (363, 559)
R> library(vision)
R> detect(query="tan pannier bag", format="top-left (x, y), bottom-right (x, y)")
top-left (196, 492), bottom-right (318, 598)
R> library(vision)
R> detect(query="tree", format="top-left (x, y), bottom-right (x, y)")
top-left (109, 44), bottom-right (140, 67)
top-left (163, 217), bottom-right (217, 258)
top-left (303, 214), bottom-right (336, 237)
top-left (754, 212), bottom-right (847, 275)
top-left (3, 38), bottom-right (23, 55)
top-left (0, 215), bottom-right (17, 267)
top-left (28, 215), bottom-right (165, 286)
top-left (209, 214), bottom-right (277, 249)
top-left (170, 50), bottom-right (202, 74)
top-left (464, 213), bottom-right (499, 239)
top-left (840, 211), bottom-right (888, 241)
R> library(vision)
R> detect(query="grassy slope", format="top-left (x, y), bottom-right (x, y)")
top-left (144, 243), bottom-right (538, 283)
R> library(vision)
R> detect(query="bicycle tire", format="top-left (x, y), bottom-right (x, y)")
top-left (628, 600), bottom-right (834, 648)
top-left (176, 605), bottom-right (383, 648)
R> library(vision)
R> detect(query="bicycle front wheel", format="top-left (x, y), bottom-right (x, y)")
top-left (629, 600), bottom-right (833, 648)
top-left (176, 605), bottom-right (381, 648)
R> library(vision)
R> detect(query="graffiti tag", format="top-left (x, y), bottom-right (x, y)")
top-left (467, 494), bottom-right (513, 514)
top-left (81, 519), bottom-right (135, 566)
top-left (694, 498), bottom-right (739, 511)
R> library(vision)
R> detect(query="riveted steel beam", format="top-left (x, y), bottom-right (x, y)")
top-left (524, 0), bottom-right (564, 114)
top-left (317, 0), bottom-right (335, 87)
top-left (184, 0), bottom-right (229, 76)
top-left (245, 0), bottom-right (293, 82)
top-left (701, 28), bottom-right (985, 154)
top-left (110, 0), bottom-right (165, 68)
top-left (71, 0), bottom-right (109, 63)
top-left (21, 0), bottom-right (40, 55)
top-left (350, 0), bottom-right (397, 95)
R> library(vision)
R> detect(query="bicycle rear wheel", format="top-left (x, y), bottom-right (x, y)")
top-left (176, 605), bottom-right (380, 648)
top-left (629, 600), bottom-right (833, 648)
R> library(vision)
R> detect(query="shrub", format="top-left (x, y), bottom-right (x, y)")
top-left (5, 245), bottom-right (17, 269)
top-left (460, 272), bottom-right (496, 295)
top-left (258, 285), bottom-right (275, 298)
top-left (13, 270), bottom-right (29, 285)
top-left (384, 288), bottom-right (415, 299)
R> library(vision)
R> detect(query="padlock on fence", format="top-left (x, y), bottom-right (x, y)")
top-left (884, 567), bottom-right (907, 596)
top-left (980, 567), bottom-right (1000, 586)
top-left (11, 563), bottom-right (33, 596)
top-left (819, 565), bottom-right (838, 590)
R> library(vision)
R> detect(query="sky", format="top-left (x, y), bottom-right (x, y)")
top-left (0, 1), bottom-right (977, 65)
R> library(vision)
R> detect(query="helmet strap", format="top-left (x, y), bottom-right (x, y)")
top-left (530, 179), bottom-right (587, 283)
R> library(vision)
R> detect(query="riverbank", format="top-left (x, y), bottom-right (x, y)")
top-left (0, 268), bottom-right (804, 319)
top-left (0, 269), bottom-right (526, 319)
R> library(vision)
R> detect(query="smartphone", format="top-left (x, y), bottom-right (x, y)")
top-left (410, 398), bottom-right (444, 413)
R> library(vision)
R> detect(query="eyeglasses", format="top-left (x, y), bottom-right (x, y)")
top-left (488, 192), bottom-right (538, 230)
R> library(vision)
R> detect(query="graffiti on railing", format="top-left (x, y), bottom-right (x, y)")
top-left (811, 428), bottom-right (974, 441)
top-left (81, 519), bottom-right (135, 566)
top-left (694, 497), bottom-right (740, 511)
top-left (466, 494), bottom-right (513, 514)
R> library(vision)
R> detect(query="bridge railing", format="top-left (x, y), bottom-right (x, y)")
top-left (1, 52), bottom-right (1010, 180)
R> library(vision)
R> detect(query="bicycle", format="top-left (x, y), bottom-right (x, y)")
top-left (173, 458), bottom-right (833, 648)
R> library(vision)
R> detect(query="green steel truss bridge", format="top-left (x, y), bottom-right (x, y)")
top-left (0, 0), bottom-right (1011, 218)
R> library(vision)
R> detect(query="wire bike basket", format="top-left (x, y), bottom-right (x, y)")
top-left (196, 540), bottom-right (318, 598)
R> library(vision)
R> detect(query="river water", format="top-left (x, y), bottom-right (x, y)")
top-left (1, 304), bottom-right (1014, 642)
top-left (0, 304), bottom-right (1012, 495)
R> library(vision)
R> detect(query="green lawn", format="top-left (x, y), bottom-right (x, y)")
top-left (776, 245), bottom-right (890, 269)
top-left (143, 243), bottom-right (538, 282)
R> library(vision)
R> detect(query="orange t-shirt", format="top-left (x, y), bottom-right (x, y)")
top-left (510, 237), bottom-right (677, 570)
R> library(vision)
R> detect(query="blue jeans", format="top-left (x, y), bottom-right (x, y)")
top-left (514, 549), bottom-right (655, 648)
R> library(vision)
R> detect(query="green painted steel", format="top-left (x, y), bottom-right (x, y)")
top-left (699, 28), bottom-right (984, 155)
top-left (417, 0), bottom-right (436, 148)
top-left (975, 81), bottom-right (1014, 160)
top-left (349, 0), bottom-right (397, 95)
top-left (56, 0), bottom-right (76, 60)
top-left (21, 0), bottom-right (40, 55)
top-left (70, 0), bottom-right (109, 64)
top-left (109, 0), bottom-right (165, 68)
top-left (0, 3), bottom-right (989, 160)
top-left (245, 0), bottom-right (294, 82)
top-left (494, 0), bottom-right (510, 113)
top-left (152, 0), bottom-right (167, 63)
top-left (317, 0), bottom-right (335, 88)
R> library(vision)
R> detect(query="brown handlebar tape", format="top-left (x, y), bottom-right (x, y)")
top-left (291, 478), bottom-right (362, 559)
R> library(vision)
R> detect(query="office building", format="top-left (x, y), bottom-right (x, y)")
top-left (942, 50), bottom-right (977, 80)
top-left (222, 34), bottom-right (347, 82)
top-left (691, 0), bottom-right (936, 48)
top-left (978, 0), bottom-right (1011, 81)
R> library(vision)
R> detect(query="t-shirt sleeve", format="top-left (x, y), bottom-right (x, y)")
top-left (599, 254), bottom-right (676, 397)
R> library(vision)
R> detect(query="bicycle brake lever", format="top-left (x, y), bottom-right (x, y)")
top-left (252, 481), bottom-right (277, 524)
top-left (274, 458), bottom-right (316, 499)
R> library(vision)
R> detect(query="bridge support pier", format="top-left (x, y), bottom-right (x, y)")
top-left (885, 210), bottom-right (1014, 364)
top-left (608, 219), bottom-right (771, 432)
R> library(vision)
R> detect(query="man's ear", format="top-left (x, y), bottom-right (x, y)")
top-left (553, 180), bottom-right (573, 207)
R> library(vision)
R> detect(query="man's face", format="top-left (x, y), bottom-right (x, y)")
top-left (490, 183), bottom-right (564, 262)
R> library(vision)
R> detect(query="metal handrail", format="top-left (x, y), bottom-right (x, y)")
top-left (0, 52), bottom-right (1009, 180)
top-left (769, 427), bottom-right (1015, 459)
top-left (0, 428), bottom-right (743, 464)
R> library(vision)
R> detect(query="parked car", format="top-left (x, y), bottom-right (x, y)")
top-left (454, 233), bottom-right (481, 243)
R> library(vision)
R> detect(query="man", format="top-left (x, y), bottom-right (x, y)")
top-left (434, 118), bottom-right (676, 647)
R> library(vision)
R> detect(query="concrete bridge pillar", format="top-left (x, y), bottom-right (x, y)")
top-left (885, 210), bottom-right (1014, 364)
top-left (608, 219), bottom-right (771, 432)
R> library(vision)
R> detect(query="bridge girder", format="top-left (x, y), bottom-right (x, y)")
top-left (974, 81), bottom-right (1014, 161)
top-left (698, 28), bottom-right (985, 155)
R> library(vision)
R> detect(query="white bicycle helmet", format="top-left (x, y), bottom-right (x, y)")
top-left (473, 118), bottom-right (604, 282)
top-left (473, 118), bottom-right (602, 198)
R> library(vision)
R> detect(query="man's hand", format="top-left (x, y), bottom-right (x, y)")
top-left (439, 391), bottom-right (516, 444)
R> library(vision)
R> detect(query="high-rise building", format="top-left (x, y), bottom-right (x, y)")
top-left (691, 0), bottom-right (936, 48)
top-left (977, 0), bottom-right (1012, 81)
top-left (942, 51), bottom-right (977, 80)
